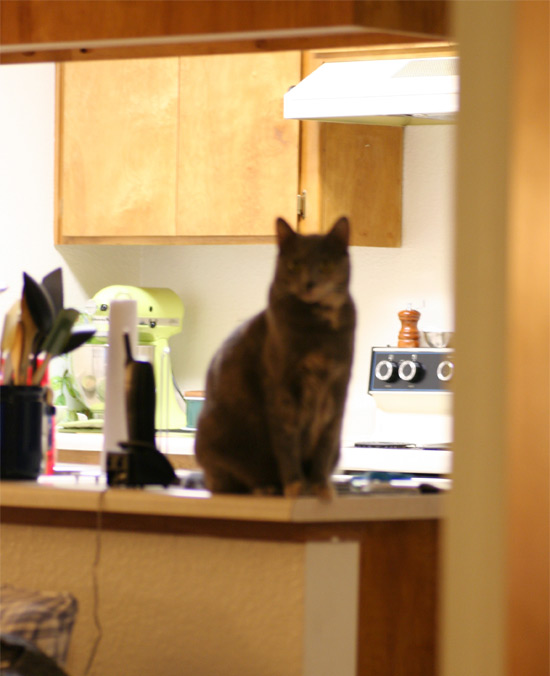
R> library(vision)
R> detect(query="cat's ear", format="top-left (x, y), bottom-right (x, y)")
top-left (276, 218), bottom-right (297, 247)
top-left (326, 216), bottom-right (350, 248)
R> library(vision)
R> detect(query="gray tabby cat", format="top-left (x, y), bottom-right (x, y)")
top-left (195, 217), bottom-right (355, 499)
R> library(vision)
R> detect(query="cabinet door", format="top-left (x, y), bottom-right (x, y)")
top-left (299, 50), bottom-right (403, 247)
top-left (320, 123), bottom-right (403, 246)
top-left (176, 52), bottom-right (301, 240)
top-left (57, 58), bottom-right (179, 241)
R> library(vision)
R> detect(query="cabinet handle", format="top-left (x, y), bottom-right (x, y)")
top-left (297, 190), bottom-right (307, 219)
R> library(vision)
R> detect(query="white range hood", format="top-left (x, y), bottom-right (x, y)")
top-left (284, 56), bottom-right (459, 126)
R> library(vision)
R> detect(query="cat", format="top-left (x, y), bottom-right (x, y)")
top-left (194, 216), bottom-right (355, 499)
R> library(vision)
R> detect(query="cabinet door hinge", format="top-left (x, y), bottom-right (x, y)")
top-left (297, 190), bottom-right (307, 219)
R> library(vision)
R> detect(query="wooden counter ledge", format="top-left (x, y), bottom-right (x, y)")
top-left (0, 478), bottom-right (445, 526)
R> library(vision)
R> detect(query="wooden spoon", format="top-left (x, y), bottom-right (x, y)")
top-left (10, 320), bottom-right (25, 385)
top-left (0, 299), bottom-right (20, 383)
top-left (19, 294), bottom-right (38, 384)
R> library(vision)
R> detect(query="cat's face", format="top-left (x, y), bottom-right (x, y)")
top-left (274, 217), bottom-right (351, 304)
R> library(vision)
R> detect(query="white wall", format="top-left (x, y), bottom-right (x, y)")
top-left (0, 63), bottom-right (455, 441)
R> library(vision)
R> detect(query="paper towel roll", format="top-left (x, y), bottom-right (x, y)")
top-left (102, 299), bottom-right (138, 472)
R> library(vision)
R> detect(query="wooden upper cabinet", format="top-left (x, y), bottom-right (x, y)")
top-left (298, 50), bottom-right (403, 247)
top-left (318, 124), bottom-right (402, 247)
top-left (176, 52), bottom-right (300, 239)
top-left (56, 52), bottom-right (300, 243)
top-left (56, 49), bottom-right (405, 246)
top-left (57, 58), bottom-right (179, 239)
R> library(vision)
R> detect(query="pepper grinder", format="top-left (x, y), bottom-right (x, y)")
top-left (398, 307), bottom-right (421, 347)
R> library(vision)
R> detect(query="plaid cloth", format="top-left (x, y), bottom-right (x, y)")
top-left (0, 585), bottom-right (78, 666)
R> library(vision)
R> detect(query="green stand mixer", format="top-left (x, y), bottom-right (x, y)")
top-left (83, 285), bottom-right (187, 431)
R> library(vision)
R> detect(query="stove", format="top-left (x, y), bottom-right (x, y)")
top-left (338, 348), bottom-right (454, 478)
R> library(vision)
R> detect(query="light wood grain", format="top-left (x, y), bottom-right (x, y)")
top-left (0, 1), bottom-right (450, 65)
top-left (320, 124), bottom-right (403, 246)
top-left (56, 52), bottom-right (300, 242)
top-left (57, 58), bottom-right (179, 240)
top-left (176, 52), bottom-right (300, 238)
top-left (505, 1), bottom-right (550, 673)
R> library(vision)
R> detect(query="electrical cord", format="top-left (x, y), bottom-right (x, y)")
top-left (82, 488), bottom-right (106, 676)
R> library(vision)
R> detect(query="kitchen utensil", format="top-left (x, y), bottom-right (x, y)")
top-left (10, 321), bottom-right (25, 385)
top-left (23, 273), bottom-right (55, 336)
top-left (41, 268), bottom-right (64, 316)
top-left (32, 308), bottom-right (79, 385)
top-left (398, 307), bottom-right (421, 347)
top-left (19, 295), bottom-right (39, 384)
top-left (62, 327), bottom-right (96, 354)
top-left (21, 273), bottom-right (55, 379)
top-left (0, 300), bottom-right (20, 383)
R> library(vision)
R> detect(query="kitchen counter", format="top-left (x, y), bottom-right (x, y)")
top-left (0, 474), bottom-right (445, 525)
top-left (1, 476), bottom-right (443, 676)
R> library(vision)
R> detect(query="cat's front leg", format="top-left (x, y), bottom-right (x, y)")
top-left (273, 427), bottom-right (305, 497)
top-left (307, 425), bottom-right (342, 501)
top-left (266, 395), bottom-right (305, 496)
top-left (283, 479), bottom-right (305, 498)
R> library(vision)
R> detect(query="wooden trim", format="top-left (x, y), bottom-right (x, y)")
top-left (53, 64), bottom-right (64, 245)
top-left (505, 1), bottom-right (550, 674)
top-left (55, 235), bottom-right (278, 245)
top-left (0, 33), bottom-right (446, 66)
top-left (0, 502), bottom-right (434, 540)
top-left (0, 1), bottom-right (449, 64)
top-left (357, 520), bottom-right (439, 676)
top-left (307, 41), bottom-right (457, 62)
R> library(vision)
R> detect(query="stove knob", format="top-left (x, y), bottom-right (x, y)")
top-left (374, 359), bottom-right (398, 382)
top-left (398, 359), bottom-right (422, 382)
top-left (437, 359), bottom-right (454, 382)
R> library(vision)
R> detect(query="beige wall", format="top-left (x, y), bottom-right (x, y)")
top-left (2, 523), bottom-right (305, 676)
top-left (1, 522), bottom-right (360, 676)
